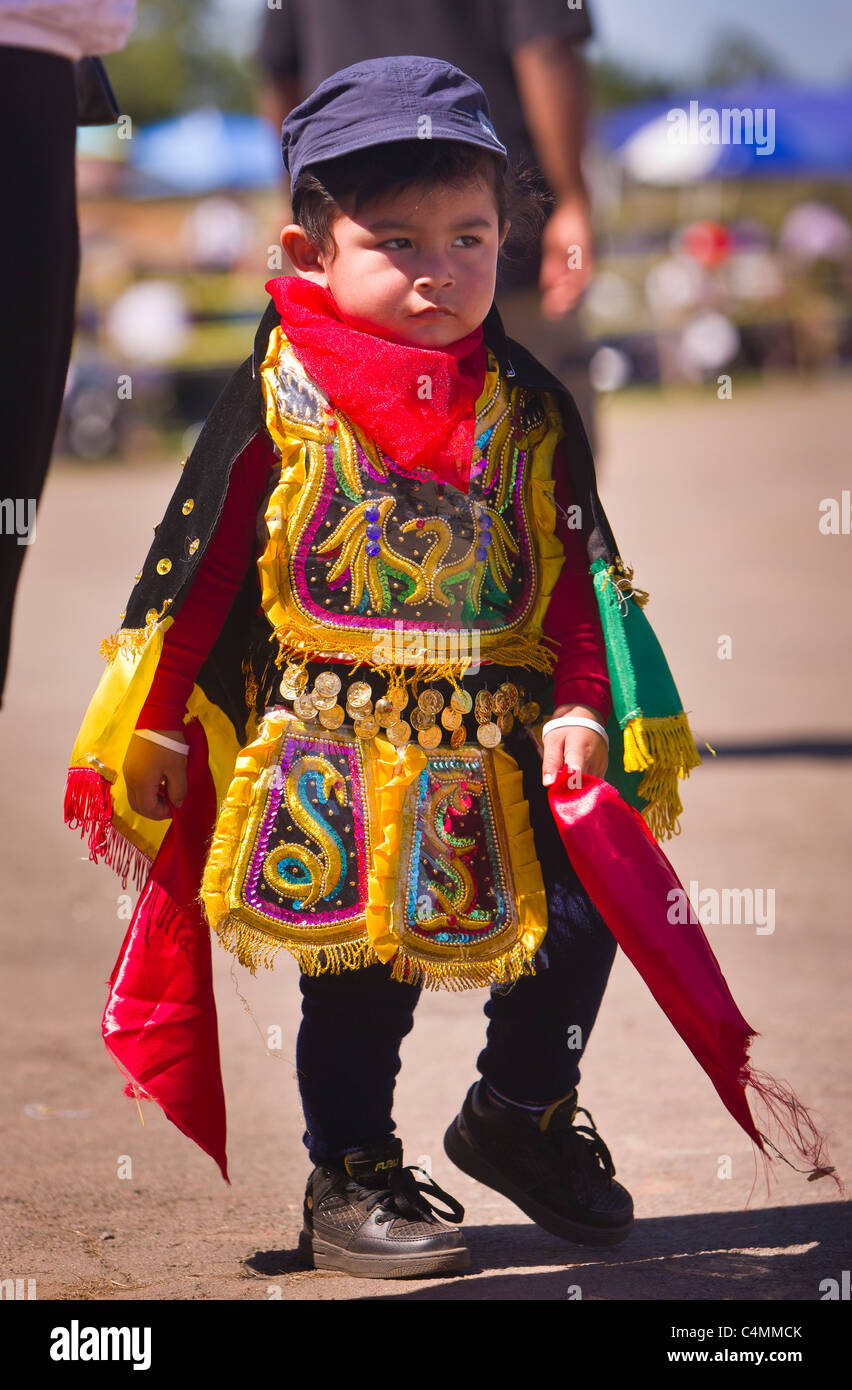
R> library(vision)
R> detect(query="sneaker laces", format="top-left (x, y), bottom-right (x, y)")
top-left (546, 1104), bottom-right (617, 1200)
top-left (346, 1166), bottom-right (465, 1226)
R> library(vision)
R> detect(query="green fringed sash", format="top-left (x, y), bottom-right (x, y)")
top-left (591, 557), bottom-right (701, 839)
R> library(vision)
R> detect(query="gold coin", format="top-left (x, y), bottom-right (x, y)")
top-left (450, 725), bottom-right (467, 749)
top-left (278, 664), bottom-right (307, 699)
top-left (474, 690), bottom-right (493, 715)
top-left (498, 712), bottom-right (514, 735)
top-left (418, 688), bottom-right (444, 715)
top-left (517, 701), bottom-right (541, 725)
top-left (312, 691), bottom-right (338, 711)
top-left (293, 693), bottom-right (318, 720)
top-left (494, 683), bottom-right (519, 714)
top-left (410, 707), bottom-right (435, 732)
top-left (417, 725), bottom-right (442, 750)
top-left (346, 699), bottom-right (373, 720)
top-left (354, 715), bottom-right (379, 738)
top-left (374, 697), bottom-right (396, 725)
top-left (314, 670), bottom-right (342, 699)
top-left (386, 720), bottom-right (412, 747)
top-left (386, 686), bottom-right (409, 711)
top-left (450, 688), bottom-right (473, 714)
top-left (346, 681), bottom-right (372, 708)
top-left (441, 707), bottom-right (462, 730)
top-left (477, 721), bottom-right (502, 748)
top-left (318, 704), bottom-right (345, 729)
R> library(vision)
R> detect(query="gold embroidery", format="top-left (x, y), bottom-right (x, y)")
top-left (263, 754), bottom-right (347, 909)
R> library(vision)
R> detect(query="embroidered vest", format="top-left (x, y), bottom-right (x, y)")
top-left (256, 326), bottom-right (566, 680)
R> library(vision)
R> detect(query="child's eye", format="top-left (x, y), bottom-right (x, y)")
top-left (378, 236), bottom-right (483, 250)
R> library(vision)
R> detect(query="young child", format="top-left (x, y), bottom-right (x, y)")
top-left (66, 56), bottom-right (836, 1282)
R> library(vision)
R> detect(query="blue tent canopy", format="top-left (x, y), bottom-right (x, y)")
top-left (131, 107), bottom-right (282, 193)
top-left (596, 85), bottom-right (852, 180)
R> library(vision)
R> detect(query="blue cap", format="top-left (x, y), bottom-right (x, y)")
top-left (280, 54), bottom-right (508, 189)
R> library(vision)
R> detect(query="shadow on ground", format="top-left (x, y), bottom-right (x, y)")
top-left (246, 1202), bottom-right (850, 1299)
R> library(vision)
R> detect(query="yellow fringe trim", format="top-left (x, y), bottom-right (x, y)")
top-left (389, 939), bottom-right (538, 991)
top-left (211, 913), bottom-right (381, 977)
top-left (99, 605), bottom-right (170, 664)
top-left (622, 713), bottom-right (702, 840)
top-left (268, 621), bottom-right (557, 679)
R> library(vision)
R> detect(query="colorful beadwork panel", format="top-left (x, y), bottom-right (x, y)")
top-left (231, 729), bottom-right (370, 940)
top-left (393, 748), bottom-right (520, 963)
top-left (265, 337), bottom-right (554, 650)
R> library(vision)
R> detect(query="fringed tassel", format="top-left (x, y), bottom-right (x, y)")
top-left (622, 713), bottom-right (702, 840)
top-left (64, 766), bottom-right (151, 891)
top-left (212, 912), bottom-right (380, 977)
top-left (64, 766), bottom-right (113, 852)
top-left (600, 562), bottom-right (651, 611)
top-left (742, 1064), bottom-right (844, 1198)
top-left (388, 940), bottom-right (538, 992)
top-left (98, 611), bottom-right (165, 665)
top-left (271, 626), bottom-right (557, 680)
top-left (97, 826), bottom-right (152, 892)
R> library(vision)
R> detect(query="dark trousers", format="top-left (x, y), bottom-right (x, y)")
top-left (0, 47), bottom-right (79, 704)
top-left (297, 732), bottom-right (617, 1165)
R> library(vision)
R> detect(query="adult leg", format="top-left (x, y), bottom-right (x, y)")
top-left (0, 46), bottom-right (79, 703)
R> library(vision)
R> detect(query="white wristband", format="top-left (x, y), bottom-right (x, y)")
top-left (541, 714), bottom-right (609, 748)
top-left (133, 729), bottom-right (190, 756)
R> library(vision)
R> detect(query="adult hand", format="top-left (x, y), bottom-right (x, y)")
top-left (539, 193), bottom-right (595, 319)
top-left (123, 729), bottom-right (189, 820)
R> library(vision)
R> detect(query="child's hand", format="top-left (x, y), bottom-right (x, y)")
top-left (542, 706), bottom-right (608, 786)
top-left (123, 730), bottom-right (189, 820)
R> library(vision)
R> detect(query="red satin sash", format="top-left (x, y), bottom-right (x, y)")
top-left (547, 768), bottom-right (838, 1190)
top-left (102, 720), bottom-right (229, 1183)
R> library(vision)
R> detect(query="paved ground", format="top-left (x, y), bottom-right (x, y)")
top-left (1, 376), bottom-right (849, 1301)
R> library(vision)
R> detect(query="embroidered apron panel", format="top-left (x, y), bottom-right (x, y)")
top-left (201, 712), bottom-right (547, 987)
top-left (238, 731), bottom-right (368, 929)
top-left (393, 749), bottom-right (518, 966)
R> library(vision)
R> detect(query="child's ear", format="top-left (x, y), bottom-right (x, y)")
top-left (279, 223), bottom-right (327, 281)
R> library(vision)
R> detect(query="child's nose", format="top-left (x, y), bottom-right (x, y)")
top-left (414, 258), bottom-right (455, 289)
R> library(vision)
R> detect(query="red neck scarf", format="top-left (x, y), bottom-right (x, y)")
top-left (265, 276), bottom-right (487, 492)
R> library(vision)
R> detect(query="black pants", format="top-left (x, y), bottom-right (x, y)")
top-left (0, 47), bottom-right (79, 704)
top-left (296, 731), bottom-right (617, 1164)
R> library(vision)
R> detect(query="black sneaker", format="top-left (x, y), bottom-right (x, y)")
top-left (443, 1079), bottom-right (634, 1246)
top-left (297, 1137), bottom-right (471, 1278)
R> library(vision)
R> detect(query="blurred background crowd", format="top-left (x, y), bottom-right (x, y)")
top-left (61, 0), bottom-right (852, 461)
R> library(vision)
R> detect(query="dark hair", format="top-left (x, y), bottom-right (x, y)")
top-left (290, 138), bottom-right (550, 270)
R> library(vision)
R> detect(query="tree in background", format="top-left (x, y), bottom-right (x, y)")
top-left (701, 29), bottom-right (789, 87)
top-left (103, 0), bottom-right (253, 124)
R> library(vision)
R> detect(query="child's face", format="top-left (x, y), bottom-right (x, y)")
top-left (281, 176), bottom-right (509, 347)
